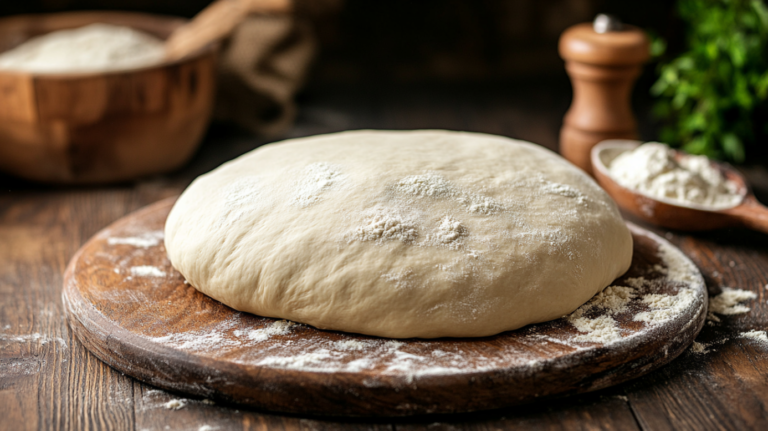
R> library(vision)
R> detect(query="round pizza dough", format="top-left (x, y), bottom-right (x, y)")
top-left (165, 130), bottom-right (632, 338)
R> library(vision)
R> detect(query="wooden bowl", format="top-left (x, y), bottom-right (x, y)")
top-left (0, 11), bottom-right (218, 184)
top-left (591, 140), bottom-right (768, 233)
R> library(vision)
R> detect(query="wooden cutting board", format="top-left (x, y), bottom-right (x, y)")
top-left (62, 197), bottom-right (707, 416)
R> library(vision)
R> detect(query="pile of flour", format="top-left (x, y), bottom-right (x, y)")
top-left (0, 23), bottom-right (165, 73)
top-left (608, 142), bottom-right (742, 209)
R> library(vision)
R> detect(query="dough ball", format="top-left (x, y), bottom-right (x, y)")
top-left (165, 130), bottom-right (632, 338)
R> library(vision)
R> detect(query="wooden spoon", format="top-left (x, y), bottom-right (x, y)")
top-left (591, 140), bottom-right (768, 233)
top-left (165, 0), bottom-right (292, 61)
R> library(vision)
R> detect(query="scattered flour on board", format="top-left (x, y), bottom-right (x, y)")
top-left (107, 230), bottom-right (163, 248)
top-left (567, 232), bottom-right (703, 343)
top-left (656, 241), bottom-right (699, 284)
top-left (333, 339), bottom-right (375, 351)
top-left (130, 266), bottom-right (166, 277)
top-left (293, 162), bottom-right (346, 207)
top-left (707, 288), bottom-right (757, 322)
top-left (569, 315), bottom-right (623, 343)
top-left (741, 330), bottom-right (768, 344)
top-left (232, 320), bottom-right (294, 342)
top-left (0, 23), bottom-right (165, 73)
top-left (256, 349), bottom-right (335, 369)
top-left (149, 319), bottom-right (295, 352)
top-left (567, 285), bottom-right (636, 343)
top-left (634, 289), bottom-right (697, 324)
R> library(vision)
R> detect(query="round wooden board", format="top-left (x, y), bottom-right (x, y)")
top-left (63, 198), bottom-right (707, 417)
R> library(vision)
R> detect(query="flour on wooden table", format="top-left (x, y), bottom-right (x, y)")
top-left (0, 331), bottom-right (68, 349)
top-left (688, 337), bottom-right (730, 355)
top-left (741, 330), bottom-right (768, 344)
top-left (707, 288), bottom-right (757, 322)
top-left (164, 399), bottom-right (186, 410)
top-left (690, 341), bottom-right (709, 354)
top-left (0, 23), bottom-right (165, 73)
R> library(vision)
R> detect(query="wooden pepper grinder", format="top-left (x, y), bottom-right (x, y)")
top-left (559, 14), bottom-right (650, 174)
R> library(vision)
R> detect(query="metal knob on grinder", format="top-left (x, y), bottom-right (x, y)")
top-left (558, 14), bottom-right (650, 174)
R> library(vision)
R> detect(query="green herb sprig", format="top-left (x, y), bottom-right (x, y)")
top-left (652, 0), bottom-right (768, 162)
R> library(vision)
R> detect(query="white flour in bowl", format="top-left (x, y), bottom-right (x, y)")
top-left (608, 142), bottom-right (742, 209)
top-left (0, 23), bottom-right (165, 73)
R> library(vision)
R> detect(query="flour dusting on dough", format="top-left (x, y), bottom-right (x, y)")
top-left (428, 216), bottom-right (468, 247)
top-left (355, 212), bottom-right (419, 243)
top-left (293, 162), bottom-right (346, 207)
top-left (394, 174), bottom-right (452, 198)
top-left (539, 178), bottom-right (588, 204)
top-left (220, 176), bottom-right (265, 225)
top-left (394, 173), bottom-right (502, 215)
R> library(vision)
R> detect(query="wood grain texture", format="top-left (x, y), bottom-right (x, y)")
top-left (0, 12), bottom-right (217, 184)
top-left (1, 81), bottom-right (767, 429)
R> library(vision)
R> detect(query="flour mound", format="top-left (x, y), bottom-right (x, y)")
top-left (0, 23), bottom-right (165, 73)
top-left (608, 142), bottom-right (741, 209)
top-left (429, 216), bottom-right (468, 247)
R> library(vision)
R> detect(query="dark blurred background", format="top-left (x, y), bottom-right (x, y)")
top-left (0, 0), bottom-right (677, 84)
top-left (0, 0), bottom-right (690, 187)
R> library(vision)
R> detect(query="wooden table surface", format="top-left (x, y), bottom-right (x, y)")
top-left (2, 80), bottom-right (767, 430)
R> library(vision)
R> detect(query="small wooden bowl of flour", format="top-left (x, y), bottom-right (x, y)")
top-left (0, 11), bottom-right (217, 184)
top-left (592, 140), bottom-right (768, 234)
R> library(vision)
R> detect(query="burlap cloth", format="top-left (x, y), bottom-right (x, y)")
top-left (214, 13), bottom-right (316, 135)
